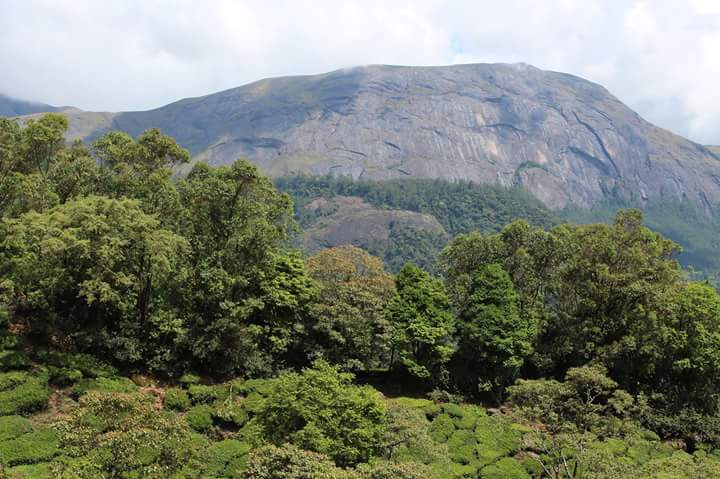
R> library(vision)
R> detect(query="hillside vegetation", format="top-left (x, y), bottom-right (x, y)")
top-left (1, 114), bottom-right (720, 477)
top-left (276, 175), bottom-right (556, 272)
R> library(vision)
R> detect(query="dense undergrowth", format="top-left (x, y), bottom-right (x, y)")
top-left (2, 340), bottom-right (720, 478)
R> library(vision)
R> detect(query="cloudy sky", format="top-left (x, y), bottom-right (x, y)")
top-left (1, 0), bottom-right (719, 143)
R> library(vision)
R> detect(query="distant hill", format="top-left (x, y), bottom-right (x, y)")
top-left (18, 63), bottom-right (720, 214)
top-left (8, 64), bottom-right (720, 277)
top-left (0, 93), bottom-right (59, 117)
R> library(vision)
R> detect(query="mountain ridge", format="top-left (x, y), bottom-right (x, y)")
top-left (9, 63), bottom-right (720, 212)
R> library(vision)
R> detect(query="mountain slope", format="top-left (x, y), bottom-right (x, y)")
top-left (13, 63), bottom-right (720, 212)
top-left (0, 94), bottom-right (59, 117)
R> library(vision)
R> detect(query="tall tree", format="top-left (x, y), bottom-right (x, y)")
top-left (1, 196), bottom-right (189, 370)
top-left (177, 160), bottom-right (306, 376)
top-left (455, 263), bottom-right (536, 397)
top-left (386, 263), bottom-right (455, 382)
top-left (306, 246), bottom-right (395, 370)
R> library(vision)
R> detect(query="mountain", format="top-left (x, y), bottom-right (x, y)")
top-left (29, 63), bottom-right (720, 213)
top-left (0, 93), bottom-right (60, 117)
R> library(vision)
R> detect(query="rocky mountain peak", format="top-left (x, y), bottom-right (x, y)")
top-left (15, 63), bottom-right (720, 212)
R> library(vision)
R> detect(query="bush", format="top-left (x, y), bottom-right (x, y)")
top-left (242, 391), bottom-right (266, 415)
top-left (0, 334), bottom-right (23, 351)
top-left (179, 373), bottom-right (201, 387)
top-left (0, 371), bottom-right (29, 391)
top-left (186, 404), bottom-right (214, 432)
top-left (188, 384), bottom-right (229, 405)
top-left (164, 388), bottom-right (191, 412)
top-left (359, 461), bottom-right (432, 479)
top-left (0, 428), bottom-right (59, 466)
top-left (71, 376), bottom-right (137, 397)
top-left (211, 399), bottom-right (247, 427)
top-left (234, 378), bottom-right (274, 397)
top-left (0, 351), bottom-right (31, 371)
top-left (239, 443), bottom-right (357, 479)
top-left (0, 375), bottom-right (49, 416)
top-left (474, 416), bottom-right (522, 467)
top-left (205, 439), bottom-right (252, 476)
top-left (0, 416), bottom-right (33, 441)
top-left (257, 361), bottom-right (386, 467)
top-left (447, 430), bottom-right (477, 464)
top-left (441, 403), bottom-right (465, 418)
top-left (33, 351), bottom-right (117, 378)
top-left (480, 457), bottom-right (531, 479)
top-left (429, 414), bottom-right (455, 442)
top-left (6, 462), bottom-right (53, 478)
top-left (46, 367), bottom-right (83, 387)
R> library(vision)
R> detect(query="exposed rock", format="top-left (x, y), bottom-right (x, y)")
top-left (301, 196), bottom-right (447, 252)
top-left (15, 63), bottom-right (720, 212)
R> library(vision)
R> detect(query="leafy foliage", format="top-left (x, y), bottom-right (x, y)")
top-left (257, 361), bottom-right (386, 466)
top-left (386, 263), bottom-right (455, 382)
top-left (306, 246), bottom-right (394, 370)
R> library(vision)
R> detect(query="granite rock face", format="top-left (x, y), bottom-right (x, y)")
top-left (31, 64), bottom-right (720, 211)
top-left (300, 196), bottom-right (447, 253)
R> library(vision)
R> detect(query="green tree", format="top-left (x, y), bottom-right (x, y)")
top-left (306, 246), bottom-right (395, 370)
top-left (176, 160), bottom-right (307, 376)
top-left (386, 263), bottom-right (455, 382)
top-left (654, 281), bottom-right (720, 412)
top-left (258, 360), bottom-right (386, 467)
top-left (0, 196), bottom-right (189, 370)
top-left (455, 263), bottom-right (535, 397)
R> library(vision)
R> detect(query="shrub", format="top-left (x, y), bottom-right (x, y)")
top-left (359, 461), bottom-right (432, 479)
top-left (242, 392), bottom-right (266, 415)
top-left (429, 414), bottom-right (455, 442)
top-left (53, 391), bottom-right (206, 476)
top-left (0, 351), bottom-right (31, 371)
top-left (6, 462), bottom-right (54, 478)
top-left (234, 378), bottom-right (274, 397)
top-left (46, 367), bottom-right (83, 387)
top-left (0, 428), bottom-right (59, 466)
top-left (239, 443), bottom-right (357, 479)
top-left (474, 416), bottom-right (522, 467)
top-left (480, 457), bottom-right (531, 479)
top-left (257, 360), bottom-right (386, 467)
top-left (71, 376), bottom-right (137, 397)
top-left (188, 384), bottom-right (229, 405)
top-left (179, 373), bottom-right (201, 387)
top-left (211, 399), bottom-right (247, 427)
top-left (423, 403), bottom-right (442, 419)
top-left (390, 397), bottom-right (434, 410)
top-left (205, 439), bottom-right (252, 476)
top-left (0, 375), bottom-right (49, 416)
top-left (441, 403), bottom-right (465, 418)
top-left (0, 334), bottom-right (23, 351)
top-left (0, 371), bottom-right (29, 391)
top-left (186, 405), bottom-right (214, 432)
top-left (0, 416), bottom-right (33, 441)
top-left (164, 388), bottom-right (191, 412)
top-left (33, 351), bottom-right (117, 378)
top-left (454, 406), bottom-right (483, 430)
top-left (448, 430), bottom-right (477, 464)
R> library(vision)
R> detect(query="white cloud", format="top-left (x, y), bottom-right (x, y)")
top-left (0, 0), bottom-right (719, 144)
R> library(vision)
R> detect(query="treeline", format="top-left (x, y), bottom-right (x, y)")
top-left (275, 174), bottom-right (557, 236)
top-left (276, 174), bottom-right (558, 273)
top-left (562, 199), bottom-right (720, 283)
top-left (2, 115), bottom-right (720, 475)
